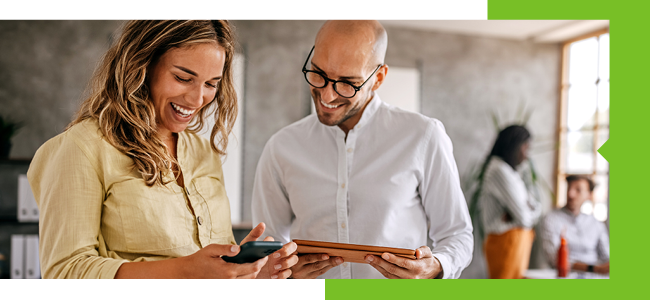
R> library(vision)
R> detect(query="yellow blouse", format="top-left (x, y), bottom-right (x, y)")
top-left (27, 119), bottom-right (236, 279)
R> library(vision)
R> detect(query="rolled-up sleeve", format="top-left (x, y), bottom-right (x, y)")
top-left (27, 133), bottom-right (126, 279)
top-left (419, 120), bottom-right (474, 279)
top-left (596, 222), bottom-right (610, 263)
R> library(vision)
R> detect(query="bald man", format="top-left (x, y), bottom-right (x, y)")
top-left (252, 20), bottom-right (473, 279)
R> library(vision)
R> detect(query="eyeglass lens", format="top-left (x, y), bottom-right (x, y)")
top-left (305, 72), bottom-right (356, 98)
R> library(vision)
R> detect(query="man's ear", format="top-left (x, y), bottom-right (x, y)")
top-left (371, 64), bottom-right (388, 91)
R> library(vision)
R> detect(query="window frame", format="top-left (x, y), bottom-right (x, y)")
top-left (555, 27), bottom-right (610, 214)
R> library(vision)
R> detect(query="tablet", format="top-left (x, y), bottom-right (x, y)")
top-left (293, 239), bottom-right (416, 264)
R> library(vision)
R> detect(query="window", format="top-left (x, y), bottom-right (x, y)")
top-left (375, 66), bottom-right (421, 113)
top-left (557, 29), bottom-right (609, 223)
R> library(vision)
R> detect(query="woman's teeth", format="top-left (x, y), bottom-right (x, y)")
top-left (321, 100), bottom-right (341, 109)
top-left (171, 103), bottom-right (195, 117)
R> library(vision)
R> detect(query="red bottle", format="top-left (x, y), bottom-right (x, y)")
top-left (557, 235), bottom-right (569, 278)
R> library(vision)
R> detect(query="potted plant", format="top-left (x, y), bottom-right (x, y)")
top-left (0, 115), bottom-right (22, 158)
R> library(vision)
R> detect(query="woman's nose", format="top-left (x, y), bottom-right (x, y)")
top-left (187, 85), bottom-right (207, 107)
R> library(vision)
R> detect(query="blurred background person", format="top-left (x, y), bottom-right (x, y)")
top-left (542, 175), bottom-right (609, 275)
top-left (478, 125), bottom-right (542, 279)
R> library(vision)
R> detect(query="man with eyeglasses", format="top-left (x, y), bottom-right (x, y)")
top-left (252, 20), bottom-right (473, 279)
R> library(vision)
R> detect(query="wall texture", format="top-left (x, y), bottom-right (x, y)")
top-left (0, 21), bottom-right (123, 157)
top-left (0, 20), bottom-right (561, 278)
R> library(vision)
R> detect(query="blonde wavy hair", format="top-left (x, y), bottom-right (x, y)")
top-left (68, 20), bottom-right (238, 186)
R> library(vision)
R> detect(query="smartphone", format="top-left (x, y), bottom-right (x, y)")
top-left (222, 241), bottom-right (283, 264)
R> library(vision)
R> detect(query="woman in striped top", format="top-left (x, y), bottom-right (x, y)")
top-left (479, 125), bottom-right (541, 279)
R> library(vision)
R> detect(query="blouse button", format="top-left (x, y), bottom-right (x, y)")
top-left (197, 216), bottom-right (203, 225)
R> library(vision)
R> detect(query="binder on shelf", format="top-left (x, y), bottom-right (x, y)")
top-left (9, 235), bottom-right (41, 279)
top-left (25, 235), bottom-right (40, 279)
top-left (11, 235), bottom-right (24, 279)
top-left (18, 174), bottom-right (39, 222)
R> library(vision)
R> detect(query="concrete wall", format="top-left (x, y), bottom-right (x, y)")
top-left (0, 21), bottom-right (123, 158)
top-left (0, 20), bottom-right (561, 278)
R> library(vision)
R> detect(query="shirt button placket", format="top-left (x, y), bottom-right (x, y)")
top-left (188, 186), bottom-right (209, 247)
top-left (342, 133), bottom-right (356, 279)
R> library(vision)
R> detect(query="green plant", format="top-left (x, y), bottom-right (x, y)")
top-left (0, 114), bottom-right (23, 144)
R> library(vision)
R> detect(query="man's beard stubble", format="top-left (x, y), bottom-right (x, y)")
top-left (312, 90), bottom-right (370, 127)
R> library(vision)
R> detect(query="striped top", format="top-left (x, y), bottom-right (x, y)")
top-left (479, 156), bottom-right (541, 235)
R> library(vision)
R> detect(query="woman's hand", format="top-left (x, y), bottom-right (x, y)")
top-left (239, 222), bottom-right (299, 279)
top-left (115, 243), bottom-right (268, 279)
top-left (181, 243), bottom-right (268, 279)
top-left (258, 237), bottom-right (298, 279)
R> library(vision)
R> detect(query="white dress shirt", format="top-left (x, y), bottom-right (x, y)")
top-left (542, 208), bottom-right (610, 266)
top-left (479, 156), bottom-right (542, 235)
top-left (252, 95), bottom-right (473, 279)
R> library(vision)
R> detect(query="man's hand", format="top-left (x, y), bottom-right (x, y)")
top-left (572, 262), bottom-right (609, 275)
top-left (594, 262), bottom-right (610, 274)
top-left (290, 253), bottom-right (343, 279)
top-left (365, 245), bottom-right (443, 279)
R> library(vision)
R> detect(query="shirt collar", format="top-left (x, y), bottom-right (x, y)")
top-left (354, 93), bottom-right (382, 130)
top-left (318, 93), bottom-right (383, 134)
top-left (491, 156), bottom-right (515, 172)
top-left (162, 132), bottom-right (186, 187)
top-left (561, 206), bottom-right (585, 219)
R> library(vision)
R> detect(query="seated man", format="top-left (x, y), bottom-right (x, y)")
top-left (542, 175), bottom-right (610, 274)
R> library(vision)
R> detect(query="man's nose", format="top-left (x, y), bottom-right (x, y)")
top-left (320, 82), bottom-right (338, 103)
top-left (567, 190), bottom-right (576, 199)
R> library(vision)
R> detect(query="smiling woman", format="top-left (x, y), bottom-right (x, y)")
top-left (25, 20), bottom-right (298, 279)
top-left (68, 21), bottom-right (238, 187)
top-left (147, 43), bottom-right (226, 187)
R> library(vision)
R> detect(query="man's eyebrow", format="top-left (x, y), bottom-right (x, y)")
top-left (173, 65), bottom-right (222, 80)
top-left (311, 62), bottom-right (363, 81)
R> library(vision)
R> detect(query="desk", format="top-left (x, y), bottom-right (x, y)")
top-left (525, 269), bottom-right (609, 279)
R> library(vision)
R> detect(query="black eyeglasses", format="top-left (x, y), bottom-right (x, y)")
top-left (302, 46), bottom-right (383, 98)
